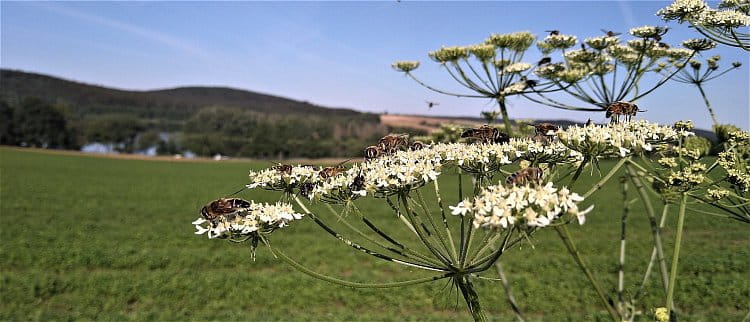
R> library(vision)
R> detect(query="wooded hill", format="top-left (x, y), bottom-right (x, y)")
top-left (0, 69), bottom-right (392, 158)
top-left (0, 69), bottom-right (370, 121)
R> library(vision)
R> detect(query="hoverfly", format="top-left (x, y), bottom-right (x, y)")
top-left (271, 163), bottom-right (293, 174)
top-left (606, 101), bottom-right (644, 123)
top-left (426, 101), bottom-right (440, 109)
top-left (461, 125), bottom-right (510, 144)
top-left (200, 198), bottom-right (252, 223)
top-left (505, 167), bottom-right (544, 186)
top-left (364, 145), bottom-right (384, 161)
top-left (545, 30), bottom-right (560, 36)
top-left (378, 134), bottom-right (409, 154)
top-left (319, 159), bottom-right (351, 179)
top-left (533, 123), bottom-right (559, 136)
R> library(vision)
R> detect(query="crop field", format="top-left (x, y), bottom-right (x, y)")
top-left (1, 147), bottom-right (748, 321)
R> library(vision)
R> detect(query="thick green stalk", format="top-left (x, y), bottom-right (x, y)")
top-left (666, 193), bottom-right (688, 316)
top-left (555, 225), bottom-right (620, 321)
top-left (617, 178), bottom-right (629, 314)
top-left (627, 165), bottom-right (670, 296)
top-left (457, 275), bottom-right (488, 322)
top-left (497, 97), bottom-right (514, 136)
top-left (696, 83), bottom-right (719, 128)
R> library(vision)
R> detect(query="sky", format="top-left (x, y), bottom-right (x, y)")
top-left (1, 1), bottom-right (748, 130)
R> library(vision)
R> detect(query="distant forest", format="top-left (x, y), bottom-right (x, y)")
top-left (0, 69), bottom-right (425, 158)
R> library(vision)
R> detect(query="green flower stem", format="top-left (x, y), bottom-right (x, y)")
top-left (494, 261), bottom-right (527, 322)
top-left (666, 193), bottom-right (688, 317)
top-left (696, 82), bottom-right (719, 128)
top-left (399, 193), bottom-right (454, 267)
top-left (569, 157), bottom-right (590, 188)
top-left (269, 246), bottom-right (451, 289)
top-left (617, 178), bottom-right (630, 313)
top-left (457, 275), bottom-right (488, 322)
top-left (634, 203), bottom-right (670, 300)
top-left (293, 196), bottom-right (447, 272)
top-left (555, 225), bottom-right (620, 321)
top-left (497, 98), bottom-right (514, 137)
top-left (434, 180), bottom-right (460, 261)
top-left (470, 232), bottom-right (526, 269)
top-left (414, 190), bottom-right (456, 263)
top-left (385, 196), bottom-right (420, 237)
top-left (324, 203), bottom-right (427, 265)
top-left (350, 203), bottom-right (444, 267)
top-left (626, 165), bottom-right (670, 296)
top-left (583, 157), bottom-right (629, 198)
top-left (406, 72), bottom-right (484, 98)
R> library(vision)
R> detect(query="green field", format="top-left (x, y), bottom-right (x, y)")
top-left (1, 147), bottom-right (748, 321)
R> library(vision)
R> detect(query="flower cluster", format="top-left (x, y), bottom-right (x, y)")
top-left (682, 38), bottom-right (717, 51)
top-left (537, 34), bottom-right (578, 52)
top-left (697, 8), bottom-right (750, 27)
top-left (429, 46), bottom-right (470, 63)
top-left (717, 131), bottom-right (750, 192)
top-left (657, 0), bottom-right (710, 22)
top-left (469, 44), bottom-right (496, 61)
top-left (485, 31), bottom-right (536, 51)
top-left (556, 121), bottom-right (687, 158)
top-left (500, 81), bottom-right (528, 95)
top-left (245, 122), bottom-right (691, 203)
top-left (451, 182), bottom-right (592, 229)
top-left (629, 26), bottom-right (669, 39)
top-left (192, 201), bottom-right (303, 239)
top-left (585, 36), bottom-right (620, 50)
top-left (502, 62), bottom-right (532, 74)
top-left (658, 0), bottom-right (749, 50)
top-left (534, 63), bottom-right (566, 78)
top-left (667, 162), bottom-right (707, 189)
top-left (392, 61), bottom-right (420, 73)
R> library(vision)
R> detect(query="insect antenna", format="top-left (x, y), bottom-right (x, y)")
top-left (226, 185), bottom-right (251, 197)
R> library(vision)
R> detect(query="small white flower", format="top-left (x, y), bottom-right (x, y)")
top-left (194, 225), bottom-right (209, 235)
top-left (450, 201), bottom-right (471, 216)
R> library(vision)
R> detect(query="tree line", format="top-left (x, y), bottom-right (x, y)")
top-left (0, 97), bottom-right (425, 158)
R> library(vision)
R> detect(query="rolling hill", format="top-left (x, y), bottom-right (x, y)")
top-left (0, 69), bottom-right (372, 120)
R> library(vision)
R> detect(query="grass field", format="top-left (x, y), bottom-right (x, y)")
top-left (1, 147), bottom-right (748, 321)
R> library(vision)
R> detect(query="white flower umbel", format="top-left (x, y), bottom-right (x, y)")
top-left (502, 62), bottom-right (533, 74)
top-left (585, 36), bottom-right (620, 50)
top-left (657, 0), bottom-right (710, 22)
top-left (556, 120), bottom-right (688, 158)
top-left (461, 182), bottom-right (592, 229)
top-left (193, 201), bottom-right (303, 240)
top-left (538, 34), bottom-right (578, 50)
top-left (697, 8), bottom-right (750, 27)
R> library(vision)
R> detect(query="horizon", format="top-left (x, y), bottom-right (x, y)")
top-left (2, 1), bottom-right (748, 130)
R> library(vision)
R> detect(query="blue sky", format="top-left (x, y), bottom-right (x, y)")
top-left (2, 1), bottom-right (748, 130)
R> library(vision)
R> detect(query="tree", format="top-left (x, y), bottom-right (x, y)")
top-left (12, 98), bottom-right (76, 148)
top-left (0, 100), bottom-right (16, 145)
top-left (83, 115), bottom-right (144, 153)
